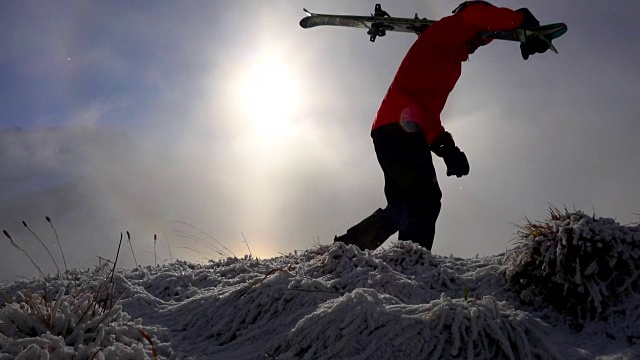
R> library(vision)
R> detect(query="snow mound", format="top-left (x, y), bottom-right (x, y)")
top-left (268, 289), bottom-right (578, 360)
top-left (2, 233), bottom-right (639, 359)
top-left (504, 208), bottom-right (640, 324)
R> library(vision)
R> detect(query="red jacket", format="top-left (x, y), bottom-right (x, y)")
top-left (372, 3), bottom-right (526, 144)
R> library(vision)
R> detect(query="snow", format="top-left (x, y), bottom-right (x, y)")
top-left (1, 210), bottom-right (640, 359)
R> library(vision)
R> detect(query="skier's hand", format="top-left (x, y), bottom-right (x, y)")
top-left (520, 36), bottom-right (550, 60)
top-left (444, 149), bottom-right (470, 178)
top-left (516, 8), bottom-right (549, 60)
top-left (431, 131), bottom-right (469, 178)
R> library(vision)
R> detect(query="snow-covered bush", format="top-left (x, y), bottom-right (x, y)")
top-left (504, 208), bottom-right (640, 323)
top-left (300, 242), bottom-right (462, 303)
top-left (267, 289), bottom-right (580, 360)
top-left (162, 243), bottom-right (459, 355)
top-left (0, 287), bottom-right (162, 359)
top-left (376, 241), bottom-right (466, 297)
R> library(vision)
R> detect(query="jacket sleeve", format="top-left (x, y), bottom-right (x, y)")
top-left (459, 3), bottom-right (526, 32)
top-left (421, 94), bottom-right (448, 145)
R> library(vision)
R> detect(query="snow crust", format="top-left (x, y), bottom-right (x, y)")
top-left (1, 219), bottom-right (640, 359)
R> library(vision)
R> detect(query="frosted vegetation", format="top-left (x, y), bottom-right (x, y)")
top-left (505, 208), bottom-right (640, 325)
top-left (1, 208), bottom-right (639, 359)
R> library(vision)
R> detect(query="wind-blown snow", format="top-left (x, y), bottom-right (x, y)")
top-left (1, 212), bottom-right (640, 359)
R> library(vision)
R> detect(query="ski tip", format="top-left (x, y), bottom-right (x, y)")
top-left (299, 17), bottom-right (311, 28)
top-left (303, 8), bottom-right (311, 15)
top-left (536, 33), bottom-right (559, 54)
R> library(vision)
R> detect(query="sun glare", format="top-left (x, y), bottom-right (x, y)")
top-left (223, 48), bottom-right (314, 244)
top-left (236, 52), bottom-right (302, 141)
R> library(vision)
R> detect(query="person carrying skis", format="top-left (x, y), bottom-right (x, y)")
top-left (334, 1), bottom-right (549, 251)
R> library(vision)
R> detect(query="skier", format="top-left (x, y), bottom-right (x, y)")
top-left (334, 1), bottom-right (549, 251)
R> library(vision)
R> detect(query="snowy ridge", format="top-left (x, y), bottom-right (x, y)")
top-left (1, 211), bottom-right (640, 359)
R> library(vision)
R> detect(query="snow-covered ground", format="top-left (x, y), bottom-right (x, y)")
top-left (1, 210), bottom-right (639, 359)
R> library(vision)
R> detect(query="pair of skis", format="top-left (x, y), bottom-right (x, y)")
top-left (299, 4), bottom-right (567, 54)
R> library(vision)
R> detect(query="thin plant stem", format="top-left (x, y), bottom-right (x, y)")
top-left (108, 233), bottom-right (124, 309)
top-left (241, 232), bottom-right (252, 258)
top-left (23, 220), bottom-right (60, 276)
top-left (110, 233), bottom-right (123, 285)
top-left (46, 216), bottom-right (68, 273)
top-left (126, 231), bottom-right (138, 267)
top-left (174, 231), bottom-right (230, 258)
top-left (162, 227), bottom-right (173, 262)
top-left (154, 234), bottom-right (157, 267)
top-left (174, 220), bottom-right (237, 258)
top-left (177, 246), bottom-right (215, 258)
top-left (97, 256), bottom-right (114, 265)
top-left (3, 229), bottom-right (45, 277)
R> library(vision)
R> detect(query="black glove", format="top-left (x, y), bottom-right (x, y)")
top-left (431, 131), bottom-right (470, 178)
top-left (520, 36), bottom-right (550, 60)
top-left (516, 9), bottom-right (549, 60)
top-left (516, 8), bottom-right (549, 60)
top-left (444, 150), bottom-right (469, 177)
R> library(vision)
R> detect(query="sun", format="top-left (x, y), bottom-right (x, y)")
top-left (235, 52), bottom-right (303, 141)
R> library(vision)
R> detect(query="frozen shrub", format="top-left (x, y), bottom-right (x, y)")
top-left (0, 288), bottom-right (161, 359)
top-left (504, 208), bottom-right (640, 323)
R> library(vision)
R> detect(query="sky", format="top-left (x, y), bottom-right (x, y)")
top-left (0, 0), bottom-right (639, 279)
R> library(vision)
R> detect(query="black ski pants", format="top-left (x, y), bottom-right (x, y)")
top-left (336, 122), bottom-right (442, 250)
top-left (373, 122), bottom-right (442, 250)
